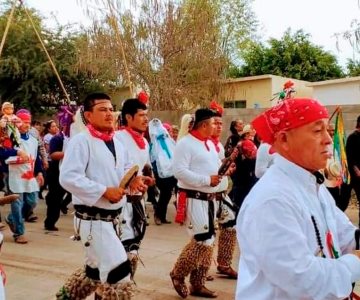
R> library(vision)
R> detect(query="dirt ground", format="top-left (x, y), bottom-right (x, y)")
top-left (1, 196), bottom-right (359, 299)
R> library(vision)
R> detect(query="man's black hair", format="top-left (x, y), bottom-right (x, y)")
top-left (83, 93), bottom-right (111, 112)
top-left (357, 115), bottom-right (360, 128)
top-left (121, 98), bottom-right (147, 126)
top-left (31, 120), bottom-right (41, 126)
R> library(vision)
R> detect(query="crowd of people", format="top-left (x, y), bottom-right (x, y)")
top-left (0, 93), bottom-right (359, 299)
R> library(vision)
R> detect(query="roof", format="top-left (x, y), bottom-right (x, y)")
top-left (222, 74), bottom-right (310, 85)
top-left (222, 74), bottom-right (277, 83)
top-left (307, 76), bottom-right (360, 87)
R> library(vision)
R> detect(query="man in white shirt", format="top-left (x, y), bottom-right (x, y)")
top-left (58, 93), bottom-right (148, 300)
top-left (236, 98), bottom-right (360, 300)
top-left (170, 108), bottom-right (221, 299)
top-left (116, 94), bottom-right (154, 280)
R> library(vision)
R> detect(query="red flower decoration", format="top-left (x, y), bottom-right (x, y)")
top-left (283, 80), bottom-right (294, 90)
top-left (137, 91), bottom-right (149, 105)
top-left (209, 100), bottom-right (224, 116)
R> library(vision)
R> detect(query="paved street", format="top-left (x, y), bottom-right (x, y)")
top-left (0, 199), bottom-right (238, 300)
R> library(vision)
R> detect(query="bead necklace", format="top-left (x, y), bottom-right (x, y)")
top-left (311, 215), bottom-right (326, 258)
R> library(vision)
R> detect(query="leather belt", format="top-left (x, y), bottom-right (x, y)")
top-left (74, 205), bottom-right (122, 222)
top-left (179, 188), bottom-right (215, 201)
top-left (126, 195), bottom-right (143, 203)
top-left (215, 191), bottom-right (226, 201)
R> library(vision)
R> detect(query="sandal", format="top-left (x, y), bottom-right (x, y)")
top-left (170, 271), bottom-right (188, 298)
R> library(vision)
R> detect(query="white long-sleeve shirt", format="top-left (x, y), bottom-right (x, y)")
top-left (254, 142), bottom-right (274, 178)
top-left (172, 134), bottom-right (220, 193)
top-left (236, 154), bottom-right (360, 300)
top-left (216, 142), bottom-right (229, 192)
top-left (60, 131), bottom-right (132, 209)
top-left (115, 130), bottom-right (150, 175)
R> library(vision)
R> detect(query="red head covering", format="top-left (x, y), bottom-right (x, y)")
top-left (163, 122), bottom-right (172, 131)
top-left (252, 98), bottom-right (328, 145)
top-left (16, 110), bottom-right (31, 122)
top-left (209, 100), bottom-right (224, 117)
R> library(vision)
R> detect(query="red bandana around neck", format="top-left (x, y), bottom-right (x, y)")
top-left (190, 130), bottom-right (210, 151)
top-left (209, 136), bottom-right (220, 153)
top-left (124, 127), bottom-right (146, 149)
top-left (87, 124), bottom-right (114, 142)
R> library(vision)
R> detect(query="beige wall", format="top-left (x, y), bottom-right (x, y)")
top-left (220, 78), bottom-right (272, 109)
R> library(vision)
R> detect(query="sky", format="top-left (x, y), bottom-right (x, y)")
top-left (23, 0), bottom-right (360, 67)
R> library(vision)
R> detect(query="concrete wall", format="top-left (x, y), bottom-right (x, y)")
top-left (313, 81), bottom-right (360, 106)
top-left (150, 104), bottom-right (360, 143)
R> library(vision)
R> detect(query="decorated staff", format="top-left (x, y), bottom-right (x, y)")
top-left (270, 80), bottom-right (296, 104)
top-left (332, 107), bottom-right (351, 184)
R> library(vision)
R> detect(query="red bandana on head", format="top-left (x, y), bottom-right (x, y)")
top-left (124, 127), bottom-right (146, 149)
top-left (87, 124), bottom-right (115, 142)
top-left (252, 98), bottom-right (329, 144)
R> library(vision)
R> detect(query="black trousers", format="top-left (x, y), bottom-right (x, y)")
top-left (44, 167), bottom-right (67, 228)
top-left (341, 177), bottom-right (360, 224)
top-left (328, 186), bottom-right (348, 212)
top-left (154, 175), bottom-right (177, 222)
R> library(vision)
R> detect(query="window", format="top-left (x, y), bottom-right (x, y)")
top-left (224, 100), bottom-right (246, 108)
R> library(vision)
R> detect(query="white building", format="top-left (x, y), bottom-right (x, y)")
top-left (307, 76), bottom-right (360, 106)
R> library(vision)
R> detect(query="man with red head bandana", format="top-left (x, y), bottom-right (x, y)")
top-left (236, 98), bottom-right (360, 300)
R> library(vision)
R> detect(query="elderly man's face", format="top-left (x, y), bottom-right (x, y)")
top-left (277, 119), bottom-right (332, 172)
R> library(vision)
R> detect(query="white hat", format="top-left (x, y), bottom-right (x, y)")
top-left (242, 124), bottom-right (252, 134)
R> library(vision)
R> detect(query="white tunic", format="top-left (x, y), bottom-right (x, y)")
top-left (173, 134), bottom-right (220, 241)
top-left (115, 130), bottom-right (150, 245)
top-left (60, 131), bottom-right (133, 283)
top-left (173, 134), bottom-right (220, 194)
top-left (115, 130), bottom-right (150, 174)
top-left (6, 134), bottom-right (39, 193)
top-left (236, 154), bottom-right (360, 300)
top-left (60, 131), bottom-right (132, 210)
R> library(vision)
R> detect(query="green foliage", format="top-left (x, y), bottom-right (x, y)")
top-left (0, 4), bottom-right (105, 112)
top-left (346, 58), bottom-right (360, 76)
top-left (237, 29), bottom-right (344, 81)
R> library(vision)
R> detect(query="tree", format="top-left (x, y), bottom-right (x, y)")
top-left (346, 58), bottom-right (360, 76)
top-left (76, 0), bottom-right (257, 110)
top-left (237, 29), bottom-right (344, 82)
top-left (0, 3), bottom-right (104, 112)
